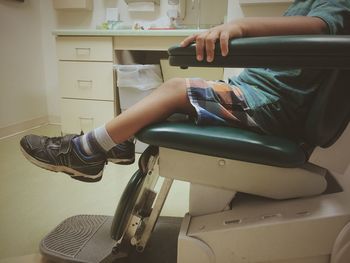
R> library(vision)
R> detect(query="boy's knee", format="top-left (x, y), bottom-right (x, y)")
top-left (160, 78), bottom-right (187, 96)
top-left (164, 78), bottom-right (187, 91)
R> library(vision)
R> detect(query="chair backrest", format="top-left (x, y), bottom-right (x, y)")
top-left (304, 69), bottom-right (350, 148)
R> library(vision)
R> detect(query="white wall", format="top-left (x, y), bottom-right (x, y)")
top-left (53, 0), bottom-right (227, 30)
top-left (40, 0), bottom-right (60, 124)
top-left (54, 0), bottom-right (170, 29)
top-left (0, 0), bottom-right (48, 130)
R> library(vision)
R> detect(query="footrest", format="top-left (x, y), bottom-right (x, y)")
top-left (40, 215), bottom-right (116, 263)
top-left (40, 215), bottom-right (181, 263)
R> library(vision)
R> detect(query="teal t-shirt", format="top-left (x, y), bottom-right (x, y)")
top-left (229, 0), bottom-right (350, 137)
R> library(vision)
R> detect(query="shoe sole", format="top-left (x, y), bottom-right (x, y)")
top-left (20, 146), bottom-right (103, 183)
top-left (107, 158), bottom-right (135, 165)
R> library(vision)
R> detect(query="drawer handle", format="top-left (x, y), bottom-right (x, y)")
top-left (75, 47), bottom-right (91, 57)
top-left (77, 80), bottom-right (93, 88)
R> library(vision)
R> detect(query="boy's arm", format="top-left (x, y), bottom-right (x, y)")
top-left (181, 16), bottom-right (328, 63)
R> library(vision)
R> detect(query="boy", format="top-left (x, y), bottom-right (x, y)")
top-left (20, 0), bottom-right (350, 182)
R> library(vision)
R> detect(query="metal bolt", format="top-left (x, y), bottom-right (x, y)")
top-left (131, 237), bottom-right (138, 246)
top-left (136, 245), bottom-right (144, 252)
top-left (112, 244), bottom-right (120, 254)
top-left (218, 159), bottom-right (226, 166)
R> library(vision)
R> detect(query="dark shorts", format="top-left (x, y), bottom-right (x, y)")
top-left (186, 78), bottom-right (288, 135)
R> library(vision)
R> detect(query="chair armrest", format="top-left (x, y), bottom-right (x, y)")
top-left (168, 35), bottom-right (350, 69)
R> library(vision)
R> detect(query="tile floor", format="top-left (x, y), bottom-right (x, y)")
top-left (0, 124), bottom-right (189, 262)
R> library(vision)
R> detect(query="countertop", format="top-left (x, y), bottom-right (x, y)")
top-left (53, 29), bottom-right (206, 37)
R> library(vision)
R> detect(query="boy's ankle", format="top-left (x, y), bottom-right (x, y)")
top-left (72, 140), bottom-right (106, 162)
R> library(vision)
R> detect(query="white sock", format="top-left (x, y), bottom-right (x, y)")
top-left (74, 125), bottom-right (116, 156)
top-left (93, 125), bottom-right (116, 152)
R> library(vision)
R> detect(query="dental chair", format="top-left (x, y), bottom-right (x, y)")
top-left (40, 36), bottom-right (350, 263)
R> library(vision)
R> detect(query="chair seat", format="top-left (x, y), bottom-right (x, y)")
top-left (136, 122), bottom-right (307, 168)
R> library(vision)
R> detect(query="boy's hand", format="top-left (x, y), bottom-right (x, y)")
top-left (180, 23), bottom-right (243, 63)
top-left (180, 16), bottom-right (327, 63)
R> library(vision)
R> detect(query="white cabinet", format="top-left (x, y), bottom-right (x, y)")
top-left (59, 61), bottom-right (114, 100)
top-left (56, 37), bottom-right (115, 134)
top-left (61, 99), bottom-right (114, 134)
top-left (55, 32), bottom-right (225, 145)
top-left (57, 37), bottom-right (113, 61)
top-left (239, 0), bottom-right (293, 4)
top-left (53, 0), bottom-right (93, 10)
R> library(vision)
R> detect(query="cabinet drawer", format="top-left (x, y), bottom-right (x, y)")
top-left (61, 99), bottom-right (115, 134)
top-left (160, 59), bottom-right (224, 81)
top-left (53, 0), bottom-right (93, 10)
top-left (57, 37), bottom-right (113, 61)
top-left (59, 61), bottom-right (114, 100)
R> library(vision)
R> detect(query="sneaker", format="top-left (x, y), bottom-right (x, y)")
top-left (20, 134), bottom-right (106, 182)
top-left (106, 140), bottom-right (135, 165)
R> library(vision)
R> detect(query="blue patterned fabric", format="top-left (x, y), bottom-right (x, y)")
top-left (187, 0), bottom-right (350, 137)
top-left (227, 0), bottom-right (350, 137)
top-left (186, 78), bottom-right (287, 135)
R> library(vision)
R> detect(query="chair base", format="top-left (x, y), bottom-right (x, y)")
top-left (177, 171), bottom-right (350, 263)
top-left (159, 148), bottom-right (328, 200)
top-left (40, 216), bottom-right (181, 263)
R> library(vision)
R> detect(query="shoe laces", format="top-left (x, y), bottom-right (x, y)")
top-left (44, 135), bottom-right (77, 150)
top-left (45, 136), bottom-right (64, 146)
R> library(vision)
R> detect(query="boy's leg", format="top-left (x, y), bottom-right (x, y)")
top-left (20, 78), bottom-right (195, 181)
top-left (106, 78), bottom-right (195, 143)
top-left (76, 77), bottom-right (195, 163)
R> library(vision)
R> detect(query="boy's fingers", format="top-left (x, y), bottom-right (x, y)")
top-left (220, 31), bottom-right (230, 56)
top-left (195, 32), bottom-right (209, 61)
top-left (180, 34), bottom-right (198, 47)
top-left (206, 30), bottom-right (220, 62)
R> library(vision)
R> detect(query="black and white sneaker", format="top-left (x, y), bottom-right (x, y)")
top-left (20, 134), bottom-right (106, 182)
top-left (106, 140), bottom-right (135, 165)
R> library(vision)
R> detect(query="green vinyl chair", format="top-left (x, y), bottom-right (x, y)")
top-left (40, 36), bottom-right (350, 263)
